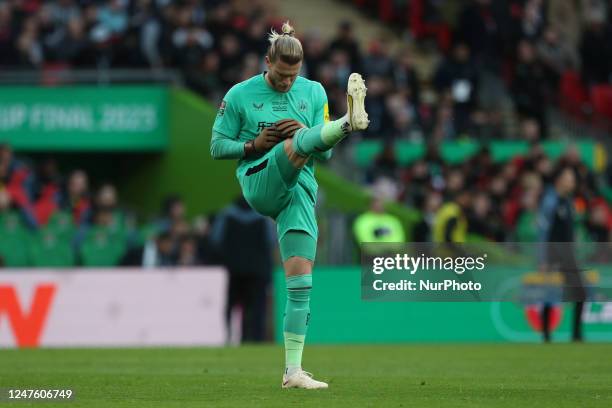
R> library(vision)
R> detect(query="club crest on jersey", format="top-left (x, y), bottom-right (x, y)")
top-left (217, 100), bottom-right (227, 117)
top-left (253, 102), bottom-right (264, 111)
top-left (299, 100), bottom-right (307, 112)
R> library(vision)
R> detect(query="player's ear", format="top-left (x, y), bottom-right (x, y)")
top-left (265, 55), bottom-right (272, 70)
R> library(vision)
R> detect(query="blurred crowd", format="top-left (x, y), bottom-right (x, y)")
top-left (0, 0), bottom-right (610, 142)
top-left (0, 0), bottom-right (282, 94)
top-left (0, 142), bottom-right (227, 267)
top-left (1, 0), bottom-right (612, 263)
top-left (363, 0), bottom-right (612, 141)
top-left (366, 141), bottom-right (612, 244)
top-left (354, 0), bottom-right (612, 245)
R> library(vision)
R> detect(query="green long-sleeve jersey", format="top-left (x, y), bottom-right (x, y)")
top-left (210, 73), bottom-right (331, 180)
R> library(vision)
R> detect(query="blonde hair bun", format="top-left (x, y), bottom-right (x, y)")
top-left (267, 21), bottom-right (303, 64)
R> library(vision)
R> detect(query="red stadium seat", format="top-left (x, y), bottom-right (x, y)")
top-left (591, 85), bottom-right (612, 118)
top-left (410, 0), bottom-right (451, 52)
top-left (379, 0), bottom-right (394, 22)
top-left (560, 71), bottom-right (589, 116)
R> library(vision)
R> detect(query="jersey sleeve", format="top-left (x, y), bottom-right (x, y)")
top-left (211, 86), bottom-right (244, 159)
top-left (210, 130), bottom-right (244, 159)
top-left (312, 82), bottom-right (332, 161)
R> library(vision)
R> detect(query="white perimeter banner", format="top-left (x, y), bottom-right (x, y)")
top-left (0, 268), bottom-right (228, 348)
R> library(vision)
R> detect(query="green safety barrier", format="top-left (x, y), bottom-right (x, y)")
top-left (355, 139), bottom-right (607, 171)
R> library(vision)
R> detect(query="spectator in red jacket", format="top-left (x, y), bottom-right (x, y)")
top-left (61, 169), bottom-right (91, 226)
top-left (0, 143), bottom-right (37, 229)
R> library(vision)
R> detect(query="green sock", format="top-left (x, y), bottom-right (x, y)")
top-left (284, 274), bottom-right (312, 374)
top-left (320, 114), bottom-right (351, 145)
top-left (293, 115), bottom-right (350, 157)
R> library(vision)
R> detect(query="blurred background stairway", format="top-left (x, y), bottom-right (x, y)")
top-left (276, 0), bottom-right (396, 46)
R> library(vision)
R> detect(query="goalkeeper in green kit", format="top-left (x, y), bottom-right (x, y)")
top-left (210, 21), bottom-right (368, 389)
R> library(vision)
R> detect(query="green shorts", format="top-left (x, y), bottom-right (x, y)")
top-left (238, 142), bottom-right (318, 259)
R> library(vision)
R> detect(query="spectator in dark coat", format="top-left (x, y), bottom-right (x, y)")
top-left (538, 165), bottom-right (585, 342)
top-left (328, 20), bottom-right (362, 73)
top-left (210, 195), bottom-right (276, 343)
top-left (456, 0), bottom-right (507, 70)
top-left (512, 40), bottom-right (548, 137)
top-left (579, 9), bottom-right (612, 86)
top-left (393, 48), bottom-right (421, 108)
top-left (434, 42), bottom-right (479, 134)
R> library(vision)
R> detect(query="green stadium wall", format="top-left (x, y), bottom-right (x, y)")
top-left (273, 267), bottom-right (612, 343)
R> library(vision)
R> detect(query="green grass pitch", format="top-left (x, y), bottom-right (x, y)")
top-left (1, 344), bottom-right (611, 407)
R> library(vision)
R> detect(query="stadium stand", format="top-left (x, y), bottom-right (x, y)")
top-left (0, 0), bottom-right (610, 267)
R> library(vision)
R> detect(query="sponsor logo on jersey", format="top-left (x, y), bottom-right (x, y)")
top-left (253, 102), bottom-right (264, 111)
top-left (257, 121), bottom-right (275, 132)
top-left (272, 100), bottom-right (288, 112)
